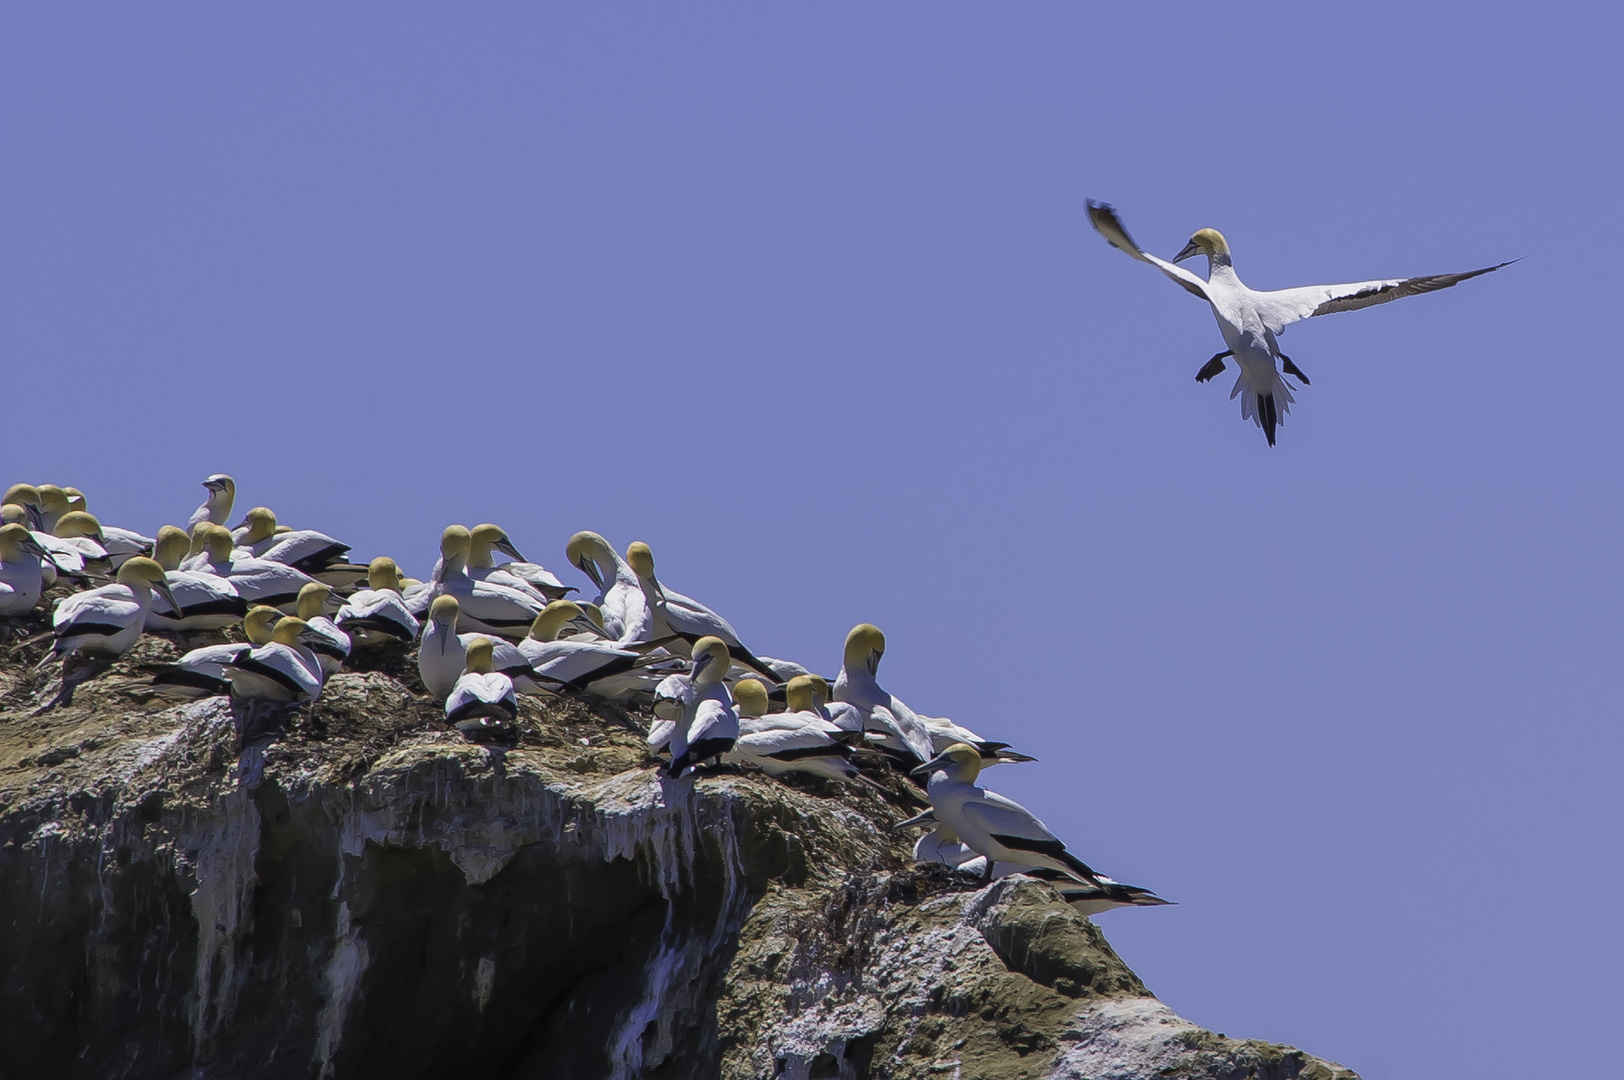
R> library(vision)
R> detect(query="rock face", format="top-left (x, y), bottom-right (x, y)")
top-left (0, 636), bottom-right (1361, 1080)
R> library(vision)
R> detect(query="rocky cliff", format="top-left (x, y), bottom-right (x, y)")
top-left (0, 631), bottom-right (1361, 1080)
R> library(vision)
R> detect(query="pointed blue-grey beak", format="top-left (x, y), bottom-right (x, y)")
top-left (495, 537), bottom-right (526, 562)
top-left (910, 751), bottom-right (952, 779)
top-left (1172, 239), bottom-right (1202, 264)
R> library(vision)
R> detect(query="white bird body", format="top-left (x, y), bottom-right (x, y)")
top-left (565, 532), bottom-right (650, 644)
top-left (182, 528), bottom-right (320, 612)
top-left (250, 529), bottom-right (350, 572)
top-left (222, 641), bottom-right (324, 703)
top-left (145, 570), bottom-right (247, 631)
top-left (622, 542), bottom-right (779, 682)
top-left (408, 529), bottom-right (543, 640)
top-left (444, 671), bottom-right (517, 726)
top-left (831, 624), bottom-right (937, 766)
top-left (419, 603), bottom-right (541, 700)
top-left (148, 642), bottom-right (254, 698)
top-left (515, 637), bottom-right (653, 699)
top-left (300, 615), bottom-right (351, 677)
top-left (51, 561), bottom-right (175, 659)
top-left (739, 710), bottom-right (845, 739)
top-left (1086, 201), bottom-right (1511, 445)
top-left (335, 588), bottom-right (419, 645)
top-left (920, 756), bottom-right (1101, 886)
top-left (0, 525), bottom-right (48, 616)
top-left (188, 474), bottom-right (235, 531)
top-left (723, 724), bottom-right (859, 781)
top-left (98, 525), bottom-right (156, 567)
top-left (666, 638), bottom-right (739, 777)
top-left (489, 560), bottom-right (573, 600)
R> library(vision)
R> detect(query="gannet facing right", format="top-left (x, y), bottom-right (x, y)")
top-left (624, 540), bottom-right (780, 680)
top-left (1086, 201), bottom-right (1512, 446)
top-left (666, 637), bottom-right (739, 779)
top-left (832, 623), bottom-right (937, 767)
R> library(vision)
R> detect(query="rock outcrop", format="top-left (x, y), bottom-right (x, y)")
top-left (0, 631), bottom-right (1360, 1080)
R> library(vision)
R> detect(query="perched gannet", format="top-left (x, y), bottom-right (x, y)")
top-left (184, 524), bottom-right (320, 612)
top-left (896, 810), bottom-right (1170, 914)
top-left (146, 606), bottom-right (282, 698)
top-left (49, 512), bottom-right (112, 569)
top-left (6, 487), bottom-right (93, 579)
top-left (725, 678), bottom-right (861, 781)
top-left (219, 616), bottom-right (324, 704)
top-left (917, 712), bottom-right (1038, 767)
top-left (145, 525), bottom-right (249, 631)
top-left (832, 623), bottom-right (936, 766)
top-left (912, 744), bottom-right (1111, 887)
top-left (294, 583), bottom-right (351, 676)
top-left (0, 523), bottom-right (50, 616)
top-left (565, 530), bottom-right (650, 643)
top-left (408, 526), bottom-right (544, 639)
top-left (418, 595), bottom-right (543, 701)
top-left (462, 524), bottom-right (574, 602)
top-left (666, 637), bottom-right (739, 778)
top-left (1087, 201), bottom-right (1512, 445)
top-left (231, 506), bottom-right (366, 587)
top-left (188, 474), bottom-right (236, 530)
top-left (51, 557), bottom-right (179, 660)
top-left (52, 493), bottom-right (152, 567)
top-left (624, 541), bottom-right (779, 680)
top-left (792, 674), bottom-right (865, 736)
top-left (2, 484), bottom-right (44, 530)
top-left (444, 636), bottom-right (518, 739)
top-left (33, 485), bottom-right (73, 533)
top-left (515, 600), bottom-right (658, 699)
top-left (0, 504), bottom-right (55, 588)
top-left (334, 557), bottom-right (420, 647)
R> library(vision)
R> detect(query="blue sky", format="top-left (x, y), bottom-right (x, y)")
top-left (4, 6), bottom-right (1619, 1076)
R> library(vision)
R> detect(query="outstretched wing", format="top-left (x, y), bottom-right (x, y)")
top-left (1255, 261), bottom-right (1515, 335)
top-left (1086, 200), bottom-right (1211, 301)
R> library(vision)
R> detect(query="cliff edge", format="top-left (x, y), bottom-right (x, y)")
top-left (0, 634), bottom-right (1360, 1080)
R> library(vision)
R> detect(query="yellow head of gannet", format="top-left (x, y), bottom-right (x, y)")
top-left (153, 526), bottom-right (190, 571)
top-left (236, 507), bottom-right (279, 545)
top-left (440, 525), bottom-right (473, 562)
top-left (202, 523), bottom-right (236, 561)
top-left (469, 523), bottom-right (525, 565)
top-left (0, 522), bottom-right (48, 562)
top-left (844, 623), bottom-right (886, 677)
top-left (269, 616), bottom-right (309, 647)
top-left (244, 605), bottom-right (281, 645)
top-left (429, 593), bottom-right (461, 624)
top-left (784, 675), bottom-right (816, 713)
top-left (910, 741), bottom-right (983, 783)
top-left (52, 511), bottom-right (105, 541)
top-left (625, 541), bottom-right (655, 577)
top-left (527, 599), bottom-right (581, 642)
top-left (809, 675), bottom-right (831, 706)
top-left (37, 485), bottom-right (72, 523)
top-left (296, 582), bottom-right (332, 620)
top-left (732, 678), bottom-right (769, 718)
top-left (1173, 228), bottom-right (1231, 267)
top-left (1, 505), bottom-right (27, 527)
top-left (64, 488), bottom-right (86, 512)
top-left (565, 531), bottom-right (616, 589)
top-left (463, 636), bottom-right (495, 675)
top-left (690, 636), bottom-right (729, 685)
top-left (3, 484), bottom-right (43, 528)
top-left (366, 556), bottom-right (406, 592)
top-left (117, 557), bottom-right (180, 612)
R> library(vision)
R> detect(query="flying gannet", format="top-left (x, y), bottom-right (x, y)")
top-left (1086, 201), bottom-right (1512, 445)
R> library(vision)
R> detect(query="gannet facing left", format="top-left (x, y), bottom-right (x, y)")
top-left (1087, 201), bottom-right (1512, 445)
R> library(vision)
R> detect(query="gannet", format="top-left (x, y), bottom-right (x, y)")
top-left (52, 492), bottom-right (152, 567)
top-left (146, 606), bottom-right (282, 698)
top-left (417, 595), bottom-right (544, 701)
top-left (51, 557), bottom-right (179, 660)
top-left (666, 637), bottom-right (739, 778)
top-left (231, 507), bottom-right (367, 587)
top-left (188, 474), bottom-right (235, 530)
top-left (917, 712), bottom-right (1037, 767)
top-left (725, 678), bottom-right (861, 781)
top-left (912, 743), bottom-right (1113, 886)
top-left (793, 674), bottom-right (866, 736)
top-left (0, 522), bottom-right (50, 616)
top-left (33, 485), bottom-right (73, 533)
top-left (565, 530), bottom-right (650, 643)
top-left (6, 487), bottom-right (93, 579)
top-left (145, 525), bottom-right (249, 631)
top-left (2, 484), bottom-right (44, 530)
top-left (1086, 201), bottom-right (1512, 445)
top-left (407, 526), bottom-right (544, 639)
top-left (515, 600), bottom-right (658, 699)
top-left (444, 635), bottom-right (518, 739)
top-left (897, 810), bottom-right (1170, 914)
top-left (1, 504), bottom-right (55, 588)
top-left (219, 615), bottom-right (325, 704)
top-left (624, 541), bottom-right (780, 680)
top-left (462, 524), bottom-right (574, 602)
top-left (832, 623), bottom-right (937, 766)
top-left (49, 512), bottom-right (112, 570)
top-left (334, 557), bottom-right (420, 647)
top-left (294, 583), bottom-right (351, 676)
top-left (184, 524), bottom-right (320, 612)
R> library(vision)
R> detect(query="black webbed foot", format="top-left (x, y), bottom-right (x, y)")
top-left (1279, 353), bottom-right (1311, 386)
top-left (1196, 351), bottom-right (1232, 383)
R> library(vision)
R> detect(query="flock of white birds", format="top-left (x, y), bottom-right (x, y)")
top-left (1, 474), bottom-right (1167, 917)
top-left (0, 207), bottom-right (1509, 917)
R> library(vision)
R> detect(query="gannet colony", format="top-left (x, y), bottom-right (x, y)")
top-left (1, 476), bottom-right (1169, 918)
